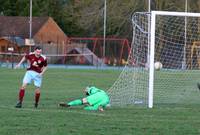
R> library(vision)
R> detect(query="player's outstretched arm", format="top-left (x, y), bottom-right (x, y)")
top-left (84, 104), bottom-right (104, 112)
top-left (15, 56), bottom-right (26, 69)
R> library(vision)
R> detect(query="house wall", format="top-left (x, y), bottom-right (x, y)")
top-left (0, 40), bottom-right (7, 52)
top-left (34, 17), bottom-right (67, 55)
top-left (0, 39), bottom-right (18, 52)
top-left (0, 17), bottom-right (68, 64)
top-left (0, 39), bottom-right (29, 62)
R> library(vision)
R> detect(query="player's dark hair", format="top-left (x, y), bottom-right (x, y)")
top-left (34, 46), bottom-right (42, 50)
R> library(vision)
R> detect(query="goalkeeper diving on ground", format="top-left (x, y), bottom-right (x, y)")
top-left (59, 86), bottom-right (110, 112)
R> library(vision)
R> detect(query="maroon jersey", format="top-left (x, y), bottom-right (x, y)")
top-left (25, 53), bottom-right (47, 73)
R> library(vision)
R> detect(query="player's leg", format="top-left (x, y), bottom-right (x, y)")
top-left (59, 102), bottom-right (70, 107)
top-left (33, 72), bottom-right (42, 108)
top-left (34, 87), bottom-right (40, 108)
top-left (59, 93), bottom-right (105, 108)
top-left (60, 98), bottom-right (84, 107)
top-left (15, 71), bottom-right (32, 108)
top-left (59, 98), bottom-right (87, 107)
top-left (15, 83), bottom-right (27, 108)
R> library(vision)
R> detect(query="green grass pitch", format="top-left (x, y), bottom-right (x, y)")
top-left (0, 68), bottom-right (200, 135)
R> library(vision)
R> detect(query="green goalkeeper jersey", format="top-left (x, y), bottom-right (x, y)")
top-left (85, 86), bottom-right (110, 110)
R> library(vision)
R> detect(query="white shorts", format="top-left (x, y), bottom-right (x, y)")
top-left (23, 70), bottom-right (42, 87)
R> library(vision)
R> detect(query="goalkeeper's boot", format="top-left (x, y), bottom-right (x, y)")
top-left (59, 102), bottom-right (70, 107)
top-left (34, 103), bottom-right (38, 108)
top-left (197, 83), bottom-right (200, 91)
top-left (15, 102), bottom-right (22, 108)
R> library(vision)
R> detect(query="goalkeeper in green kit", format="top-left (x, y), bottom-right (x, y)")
top-left (59, 86), bottom-right (110, 112)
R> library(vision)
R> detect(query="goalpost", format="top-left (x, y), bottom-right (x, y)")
top-left (149, 11), bottom-right (200, 108)
top-left (108, 11), bottom-right (200, 108)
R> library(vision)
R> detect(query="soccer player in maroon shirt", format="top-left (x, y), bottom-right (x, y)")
top-left (15, 46), bottom-right (47, 108)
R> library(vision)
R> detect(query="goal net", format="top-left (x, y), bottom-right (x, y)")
top-left (108, 11), bottom-right (200, 108)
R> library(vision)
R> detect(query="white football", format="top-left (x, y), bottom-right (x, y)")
top-left (154, 61), bottom-right (162, 70)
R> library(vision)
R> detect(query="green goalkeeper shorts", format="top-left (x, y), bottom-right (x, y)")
top-left (86, 92), bottom-right (109, 107)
